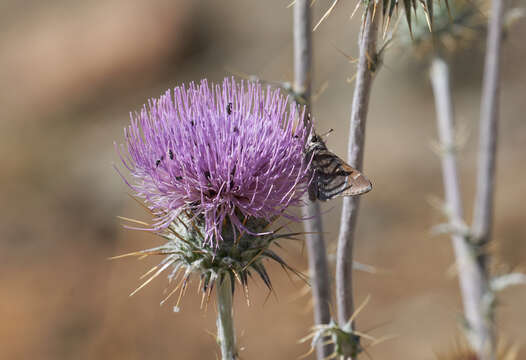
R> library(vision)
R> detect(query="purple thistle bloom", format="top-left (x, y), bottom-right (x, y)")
top-left (118, 78), bottom-right (310, 244)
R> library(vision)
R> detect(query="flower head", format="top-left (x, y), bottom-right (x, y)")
top-left (118, 78), bottom-right (310, 245)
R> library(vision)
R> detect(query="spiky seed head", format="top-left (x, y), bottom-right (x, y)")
top-left (313, 0), bottom-right (437, 36)
top-left (398, 0), bottom-right (487, 59)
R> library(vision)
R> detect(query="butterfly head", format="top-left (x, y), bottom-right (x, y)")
top-left (305, 133), bottom-right (327, 155)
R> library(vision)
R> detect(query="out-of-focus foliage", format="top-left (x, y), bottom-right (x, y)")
top-left (436, 340), bottom-right (519, 360)
top-left (313, 0), bottom-right (444, 35)
top-left (397, 0), bottom-right (487, 58)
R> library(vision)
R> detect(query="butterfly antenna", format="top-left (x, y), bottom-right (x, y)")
top-left (320, 128), bottom-right (335, 138)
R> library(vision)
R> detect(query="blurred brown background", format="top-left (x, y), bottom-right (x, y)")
top-left (1, 1), bottom-right (525, 359)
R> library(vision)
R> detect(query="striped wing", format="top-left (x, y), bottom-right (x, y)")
top-left (309, 150), bottom-right (372, 201)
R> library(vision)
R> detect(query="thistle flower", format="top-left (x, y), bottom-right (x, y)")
top-left (117, 78), bottom-right (310, 245)
top-left (115, 77), bottom-right (313, 304)
top-left (115, 78), bottom-right (313, 358)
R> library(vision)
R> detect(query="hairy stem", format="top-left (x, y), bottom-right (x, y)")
top-left (430, 57), bottom-right (489, 355)
top-left (336, 9), bottom-right (378, 335)
top-left (469, 0), bottom-right (506, 357)
top-left (217, 275), bottom-right (237, 360)
top-left (293, 1), bottom-right (333, 358)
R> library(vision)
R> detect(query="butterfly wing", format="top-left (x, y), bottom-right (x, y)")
top-left (310, 150), bottom-right (372, 201)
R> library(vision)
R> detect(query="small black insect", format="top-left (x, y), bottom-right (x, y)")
top-left (190, 120), bottom-right (195, 127)
top-left (169, 149), bottom-right (174, 160)
top-left (226, 102), bottom-right (233, 115)
top-left (229, 166), bottom-right (236, 189)
top-left (155, 155), bottom-right (165, 168)
top-left (175, 176), bottom-right (182, 181)
top-left (204, 170), bottom-right (211, 180)
top-left (205, 189), bottom-right (217, 198)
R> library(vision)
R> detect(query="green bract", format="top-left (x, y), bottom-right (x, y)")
top-left (116, 211), bottom-right (305, 308)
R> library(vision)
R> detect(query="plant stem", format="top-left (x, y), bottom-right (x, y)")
top-left (473, 0), bottom-right (504, 246)
top-left (430, 58), bottom-right (462, 224)
top-left (293, 1), bottom-right (333, 358)
top-left (430, 56), bottom-right (489, 355)
top-left (217, 275), bottom-right (237, 360)
top-left (469, 0), bottom-right (506, 357)
top-left (293, 0), bottom-right (312, 101)
top-left (302, 202), bottom-right (332, 359)
top-left (336, 9), bottom-right (378, 334)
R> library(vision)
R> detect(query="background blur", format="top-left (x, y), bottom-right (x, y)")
top-left (2, 1), bottom-right (525, 359)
